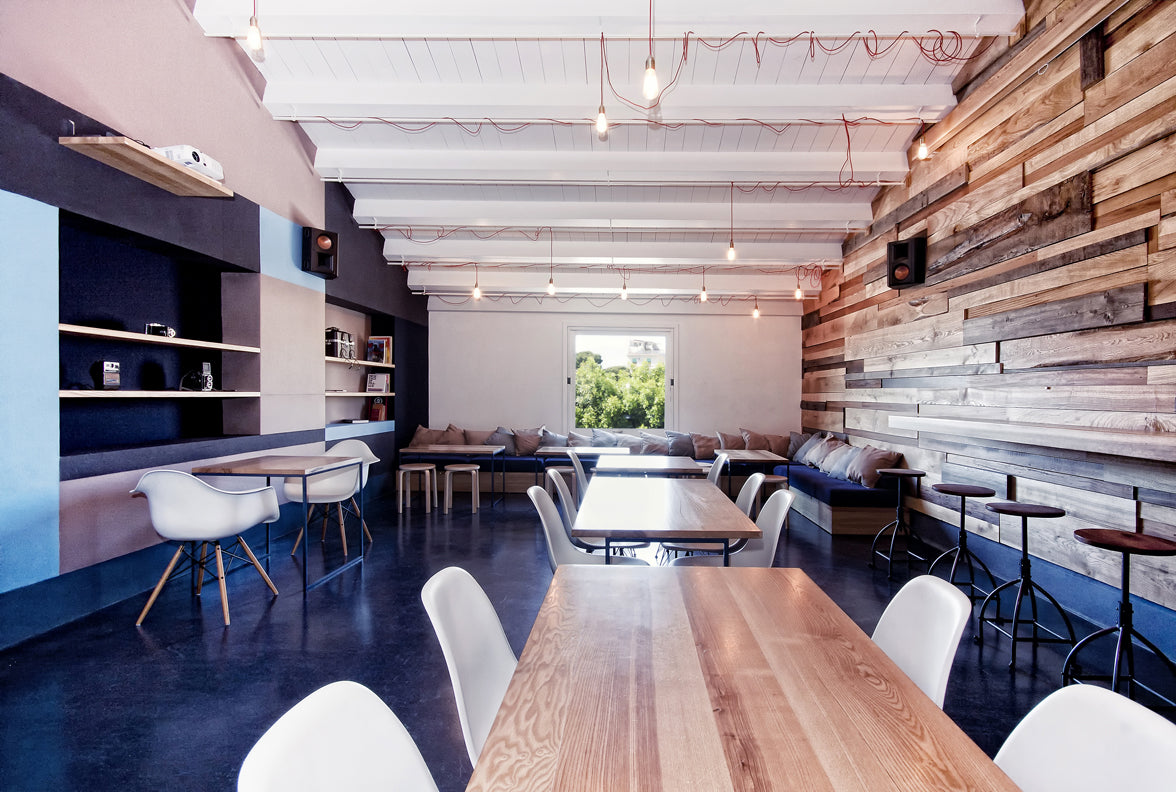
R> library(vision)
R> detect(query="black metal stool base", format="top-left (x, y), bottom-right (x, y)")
top-left (929, 484), bottom-right (997, 605)
top-left (977, 572), bottom-right (1076, 670)
top-left (1063, 625), bottom-right (1176, 707)
top-left (868, 519), bottom-right (927, 580)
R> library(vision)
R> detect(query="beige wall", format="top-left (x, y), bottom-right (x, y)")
top-left (0, 0), bottom-right (324, 227)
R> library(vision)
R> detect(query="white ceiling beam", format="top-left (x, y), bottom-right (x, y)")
top-left (320, 149), bottom-right (910, 183)
top-left (262, 81), bottom-right (956, 121)
top-left (383, 239), bottom-right (845, 265)
top-left (358, 199), bottom-right (871, 229)
top-left (194, 0), bottom-right (1024, 38)
top-left (406, 267), bottom-right (824, 297)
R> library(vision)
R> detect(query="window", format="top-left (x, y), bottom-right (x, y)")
top-left (567, 328), bottom-right (674, 429)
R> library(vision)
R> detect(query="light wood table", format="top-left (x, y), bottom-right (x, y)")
top-left (468, 566), bottom-right (1019, 792)
top-left (592, 455), bottom-right (707, 477)
top-left (191, 454), bottom-right (364, 592)
top-left (400, 444), bottom-right (507, 505)
top-left (574, 477), bottom-right (759, 564)
top-left (721, 449), bottom-right (788, 495)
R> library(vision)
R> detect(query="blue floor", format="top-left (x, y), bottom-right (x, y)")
top-left (0, 491), bottom-right (1141, 791)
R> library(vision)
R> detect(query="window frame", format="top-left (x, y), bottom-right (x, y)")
top-left (563, 324), bottom-right (677, 432)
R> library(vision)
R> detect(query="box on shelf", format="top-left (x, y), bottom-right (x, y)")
top-left (366, 372), bottom-right (390, 393)
top-left (325, 327), bottom-right (355, 359)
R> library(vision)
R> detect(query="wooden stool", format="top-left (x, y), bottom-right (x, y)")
top-left (977, 502), bottom-right (1076, 670)
top-left (755, 473), bottom-right (789, 525)
top-left (929, 483), bottom-right (997, 605)
top-left (443, 464), bottom-right (480, 514)
top-left (868, 469), bottom-right (927, 579)
top-left (544, 466), bottom-right (578, 503)
top-left (397, 463), bottom-right (437, 514)
top-left (1062, 529), bottom-right (1176, 704)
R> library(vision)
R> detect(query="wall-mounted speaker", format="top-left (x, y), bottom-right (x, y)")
top-left (886, 238), bottom-right (926, 289)
top-left (302, 228), bottom-right (339, 279)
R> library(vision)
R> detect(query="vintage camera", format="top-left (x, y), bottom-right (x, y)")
top-left (200, 362), bottom-right (214, 392)
top-left (90, 360), bottom-right (120, 390)
top-left (145, 323), bottom-right (176, 337)
top-left (325, 327), bottom-right (354, 359)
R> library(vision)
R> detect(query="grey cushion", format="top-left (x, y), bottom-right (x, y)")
top-left (486, 426), bottom-right (517, 455)
top-left (787, 431), bottom-right (812, 459)
top-left (591, 428), bottom-right (619, 447)
top-left (615, 434), bottom-right (643, 451)
top-left (639, 432), bottom-right (669, 455)
top-left (540, 428), bottom-right (568, 447)
top-left (666, 430), bottom-right (694, 457)
top-left (568, 431), bottom-right (593, 447)
top-left (819, 444), bottom-right (859, 480)
top-left (805, 436), bottom-right (844, 469)
top-left (792, 432), bottom-right (825, 465)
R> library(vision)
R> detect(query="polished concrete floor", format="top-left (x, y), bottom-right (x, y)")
top-left (0, 490), bottom-right (1120, 791)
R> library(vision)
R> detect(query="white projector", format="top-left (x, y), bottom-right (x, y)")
top-left (152, 145), bottom-right (225, 182)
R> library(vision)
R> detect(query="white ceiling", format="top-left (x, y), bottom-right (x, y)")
top-left (193, 1), bottom-right (1024, 302)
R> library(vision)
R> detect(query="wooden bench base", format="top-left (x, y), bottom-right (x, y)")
top-left (791, 489), bottom-right (894, 536)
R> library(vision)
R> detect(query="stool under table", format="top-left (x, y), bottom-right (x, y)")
top-left (977, 501), bottom-right (1076, 670)
top-left (1062, 528), bottom-right (1176, 706)
top-left (929, 483), bottom-right (997, 605)
top-left (868, 468), bottom-right (927, 580)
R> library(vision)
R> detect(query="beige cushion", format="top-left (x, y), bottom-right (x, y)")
top-left (718, 431), bottom-right (746, 450)
top-left (803, 436), bottom-right (843, 468)
top-left (765, 433), bottom-right (790, 457)
top-left (817, 442), bottom-right (855, 475)
top-left (639, 432), bottom-right (669, 455)
top-left (741, 428), bottom-right (769, 451)
top-left (437, 423), bottom-right (465, 445)
top-left (826, 445), bottom-right (862, 480)
top-left (846, 445), bottom-right (902, 488)
top-left (513, 426), bottom-right (544, 455)
top-left (691, 432), bottom-right (719, 460)
top-left (792, 432), bottom-right (825, 465)
top-left (464, 428), bottom-right (494, 445)
top-left (411, 424), bottom-right (444, 446)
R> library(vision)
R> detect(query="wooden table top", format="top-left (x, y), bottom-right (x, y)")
top-left (722, 449), bottom-right (787, 463)
top-left (592, 455), bottom-right (706, 476)
top-left (573, 477), bottom-right (759, 540)
top-left (536, 445), bottom-right (631, 457)
top-left (468, 566), bottom-right (1019, 792)
top-left (402, 444), bottom-right (505, 455)
top-left (191, 454), bottom-right (361, 477)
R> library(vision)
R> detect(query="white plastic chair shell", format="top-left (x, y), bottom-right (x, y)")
top-left (237, 680), bottom-right (439, 792)
top-left (280, 439), bottom-right (377, 504)
top-left (566, 450), bottom-right (590, 505)
top-left (421, 567), bottom-right (519, 768)
top-left (994, 684), bottom-right (1176, 792)
top-left (133, 470), bottom-right (279, 542)
top-left (670, 489), bottom-right (794, 568)
top-left (527, 486), bottom-right (649, 571)
top-left (871, 575), bottom-right (971, 708)
top-left (706, 452), bottom-right (729, 485)
top-left (734, 472), bottom-right (766, 517)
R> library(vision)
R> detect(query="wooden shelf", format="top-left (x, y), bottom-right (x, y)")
top-left (59, 136), bottom-right (233, 198)
top-left (61, 390), bottom-right (260, 399)
top-left (60, 324), bottom-right (260, 353)
top-left (325, 391), bottom-right (395, 398)
top-left (888, 416), bottom-right (1176, 463)
top-left (325, 356), bottom-right (395, 369)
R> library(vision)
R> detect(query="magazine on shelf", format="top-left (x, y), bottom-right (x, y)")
top-left (366, 373), bottom-right (390, 393)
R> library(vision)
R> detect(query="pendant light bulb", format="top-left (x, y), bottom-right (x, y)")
top-left (643, 56), bottom-right (659, 100)
top-left (752, 297), bottom-right (760, 319)
top-left (916, 137), bottom-right (929, 160)
top-left (620, 281), bottom-right (628, 300)
top-left (794, 286), bottom-right (804, 301)
top-left (473, 268), bottom-right (482, 301)
top-left (547, 276), bottom-right (556, 296)
top-left (727, 240), bottom-right (736, 261)
top-left (246, 16), bottom-right (265, 62)
top-left (595, 105), bottom-right (609, 136)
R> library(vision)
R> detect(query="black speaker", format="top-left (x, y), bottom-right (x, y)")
top-left (302, 228), bottom-right (339, 279)
top-left (886, 238), bottom-right (926, 288)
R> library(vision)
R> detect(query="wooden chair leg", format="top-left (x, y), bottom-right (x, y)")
top-left (432, 469), bottom-right (439, 509)
top-left (350, 498), bottom-right (373, 542)
top-left (136, 544), bottom-right (186, 626)
top-left (214, 543), bottom-right (230, 626)
top-left (397, 470), bottom-right (405, 513)
top-left (320, 503), bottom-right (329, 541)
top-left (195, 542), bottom-right (209, 595)
top-left (337, 501), bottom-right (348, 556)
top-left (424, 471), bottom-right (432, 513)
top-left (289, 525), bottom-right (305, 556)
top-left (444, 471), bottom-right (452, 514)
top-left (472, 471), bottom-right (479, 512)
top-left (238, 536), bottom-right (278, 596)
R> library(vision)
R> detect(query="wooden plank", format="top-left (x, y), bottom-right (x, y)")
top-left (883, 367), bottom-right (1147, 390)
top-left (801, 409), bottom-right (843, 433)
top-left (861, 343), bottom-right (997, 373)
top-left (58, 136), bottom-right (234, 198)
top-left (939, 461), bottom-right (1010, 499)
top-left (969, 104), bottom-right (1084, 184)
top-left (1080, 22), bottom-right (1106, 90)
top-left (923, 170), bottom-right (1023, 248)
top-left (1093, 131), bottom-right (1176, 203)
top-left (962, 261), bottom-right (1147, 318)
top-left (845, 408), bottom-right (918, 439)
top-left (1095, 171), bottom-right (1176, 219)
top-left (946, 453), bottom-right (1130, 499)
top-left (848, 363), bottom-right (1002, 380)
top-left (926, 174), bottom-right (1093, 285)
top-left (843, 310), bottom-right (964, 362)
top-left (1147, 364), bottom-right (1176, 384)
top-left (916, 401), bottom-right (1176, 431)
top-left (1159, 214), bottom-right (1176, 251)
top-left (1013, 477), bottom-right (1138, 531)
top-left (1000, 317), bottom-right (1176, 368)
top-left (1086, 27), bottom-right (1176, 122)
top-left (962, 282), bottom-right (1146, 344)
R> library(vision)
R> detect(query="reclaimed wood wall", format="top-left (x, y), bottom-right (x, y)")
top-left (802, 0), bottom-right (1176, 610)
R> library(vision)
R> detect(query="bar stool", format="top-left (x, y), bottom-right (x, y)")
top-left (977, 502), bottom-right (1076, 670)
top-left (868, 468), bottom-right (927, 579)
top-left (443, 463), bottom-right (480, 514)
top-left (929, 483), bottom-right (997, 605)
top-left (1062, 529), bottom-right (1176, 705)
top-left (397, 462), bottom-right (438, 514)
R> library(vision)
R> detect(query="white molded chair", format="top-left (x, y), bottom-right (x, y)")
top-left (237, 680), bottom-right (439, 792)
top-left (665, 472), bottom-right (766, 556)
top-left (527, 486), bottom-right (649, 571)
top-left (706, 452), bottom-right (730, 485)
top-left (871, 575), bottom-right (971, 708)
top-left (131, 470), bottom-right (279, 627)
top-left (670, 488), bottom-right (794, 568)
top-left (421, 567), bottom-right (519, 768)
top-left (283, 439), bottom-right (378, 556)
top-left (566, 449), bottom-right (590, 506)
top-left (994, 684), bottom-right (1176, 792)
top-left (547, 469), bottom-right (647, 555)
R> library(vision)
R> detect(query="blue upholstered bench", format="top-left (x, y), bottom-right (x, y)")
top-left (776, 464), bottom-right (898, 535)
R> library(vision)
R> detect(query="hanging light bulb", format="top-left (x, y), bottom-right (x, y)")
top-left (699, 270), bottom-right (708, 303)
top-left (794, 285), bottom-right (804, 300)
top-left (752, 297), bottom-right (760, 319)
top-left (547, 276), bottom-right (556, 296)
top-left (546, 229), bottom-right (556, 295)
top-left (596, 105), bottom-right (609, 137)
top-left (472, 267), bottom-right (482, 301)
top-left (246, 7), bottom-right (265, 63)
top-left (727, 240), bottom-right (736, 261)
top-left (727, 182), bottom-right (736, 260)
top-left (620, 280), bottom-right (629, 300)
top-left (643, 56), bottom-right (659, 100)
top-left (916, 137), bottom-right (929, 160)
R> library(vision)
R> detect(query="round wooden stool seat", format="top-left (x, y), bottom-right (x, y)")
top-left (399, 462), bottom-right (435, 472)
top-left (933, 483), bottom-right (995, 498)
top-left (977, 500), bottom-right (1074, 670)
top-left (929, 483), bottom-right (997, 604)
top-left (1073, 528), bottom-right (1176, 556)
top-left (1063, 528), bottom-right (1176, 703)
top-left (444, 463), bottom-right (479, 473)
top-left (868, 469), bottom-right (928, 580)
top-left (443, 464), bottom-right (479, 514)
top-left (985, 501), bottom-right (1065, 519)
top-left (398, 463), bottom-right (438, 514)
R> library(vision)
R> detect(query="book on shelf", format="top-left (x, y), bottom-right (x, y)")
top-left (368, 395), bottom-right (387, 421)
top-left (365, 372), bottom-right (390, 393)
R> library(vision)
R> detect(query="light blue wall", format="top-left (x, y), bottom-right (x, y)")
top-left (0, 190), bottom-right (60, 592)
top-left (259, 207), bottom-right (325, 291)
